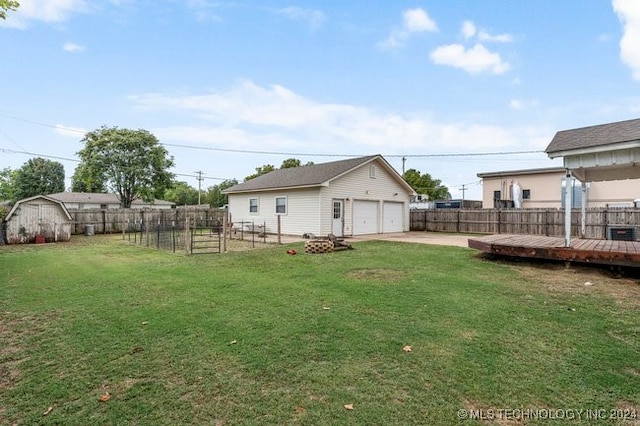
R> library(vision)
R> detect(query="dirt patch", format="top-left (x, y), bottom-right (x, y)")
top-left (483, 256), bottom-right (640, 309)
top-left (346, 268), bottom-right (406, 283)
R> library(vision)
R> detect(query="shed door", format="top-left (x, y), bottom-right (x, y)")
top-left (353, 200), bottom-right (378, 235)
top-left (332, 200), bottom-right (344, 237)
top-left (383, 202), bottom-right (404, 233)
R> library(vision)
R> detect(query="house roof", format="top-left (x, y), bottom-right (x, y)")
top-left (5, 195), bottom-right (73, 221)
top-left (477, 167), bottom-right (565, 179)
top-left (545, 117), bottom-right (640, 156)
top-left (47, 192), bottom-right (174, 206)
top-left (224, 155), bottom-right (415, 194)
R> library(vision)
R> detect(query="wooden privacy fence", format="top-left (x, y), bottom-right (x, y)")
top-left (410, 208), bottom-right (640, 239)
top-left (69, 207), bottom-right (225, 235)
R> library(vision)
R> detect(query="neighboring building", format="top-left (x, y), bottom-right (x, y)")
top-left (47, 192), bottom-right (175, 210)
top-left (478, 167), bottom-right (640, 209)
top-left (223, 155), bottom-right (416, 237)
top-left (4, 195), bottom-right (73, 244)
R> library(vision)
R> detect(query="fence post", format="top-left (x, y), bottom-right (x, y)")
top-left (277, 215), bottom-right (282, 244)
top-left (185, 217), bottom-right (190, 255)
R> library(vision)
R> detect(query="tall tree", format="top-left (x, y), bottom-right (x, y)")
top-left (13, 158), bottom-right (65, 200)
top-left (204, 179), bottom-right (238, 207)
top-left (75, 126), bottom-right (175, 208)
top-left (244, 164), bottom-right (276, 181)
top-left (403, 169), bottom-right (450, 200)
top-left (71, 162), bottom-right (107, 193)
top-left (0, 0), bottom-right (19, 20)
top-left (164, 181), bottom-right (199, 206)
top-left (0, 167), bottom-right (16, 201)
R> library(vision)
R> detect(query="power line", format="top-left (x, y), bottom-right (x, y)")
top-left (0, 112), bottom-right (546, 158)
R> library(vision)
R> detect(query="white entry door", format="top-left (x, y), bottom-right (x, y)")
top-left (332, 200), bottom-right (344, 236)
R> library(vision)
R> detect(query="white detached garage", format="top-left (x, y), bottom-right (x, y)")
top-left (223, 155), bottom-right (416, 237)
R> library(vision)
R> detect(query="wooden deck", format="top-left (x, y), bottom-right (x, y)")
top-left (468, 234), bottom-right (640, 268)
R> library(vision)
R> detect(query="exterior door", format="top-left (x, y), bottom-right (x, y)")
top-left (332, 200), bottom-right (344, 236)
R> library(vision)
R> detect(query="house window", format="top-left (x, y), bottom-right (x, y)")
top-left (249, 198), bottom-right (259, 213)
top-left (100, 204), bottom-right (108, 210)
top-left (275, 196), bottom-right (287, 214)
top-left (493, 190), bottom-right (501, 201)
top-left (522, 189), bottom-right (531, 200)
top-left (369, 164), bottom-right (376, 178)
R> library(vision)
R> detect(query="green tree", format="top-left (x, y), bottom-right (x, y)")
top-left (204, 179), bottom-right (238, 207)
top-left (0, 0), bottom-right (19, 20)
top-left (75, 126), bottom-right (175, 208)
top-left (71, 162), bottom-right (107, 193)
top-left (164, 181), bottom-right (199, 206)
top-left (13, 158), bottom-right (65, 200)
top-left (0, 167), bottom-right (16, 201)
top-left (403, 169), bottom-right (450, 200)
top-left (244, 164), bottom-right (276, 181)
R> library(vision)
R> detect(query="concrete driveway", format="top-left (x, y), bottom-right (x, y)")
top-left (281, 232), bottom-right (471, 248)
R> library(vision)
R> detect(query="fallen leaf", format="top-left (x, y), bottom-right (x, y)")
top-left (43, 406), bottom-right (53, 416)
top-left (403, 345), bottom-right (412, 352)
top-left (131, 346), bottom-right (144, 354)
top-left (230, 340), bottom-right (237, 345)
top-left (99, 392), bottom-right (111, 402)
top-left (141, 321), bottom-right (149, 325)
top-left (323, 307), bottom-right (330, 311)
top-left (294, 406), bottom-right (306, 415)
top-left (344, 404), bottom-right (354, 410)
top-left (584, 281), bottom-right (593, 286)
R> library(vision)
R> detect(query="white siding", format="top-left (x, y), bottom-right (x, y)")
top-left (227, 158), bottom-right (412, 236)
top-left (228, 187), bottom-right (322, 236)
top-left (319, 159), bottom-right (411, 235)
top-left (5, 199), bottom-right (72, 244)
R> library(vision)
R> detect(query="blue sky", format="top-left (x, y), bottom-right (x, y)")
top-left (1, 0), bottom-right (639, 201)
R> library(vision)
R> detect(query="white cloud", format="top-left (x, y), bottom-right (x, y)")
top-left (1, 0), bottom-right (88, 29)
top-left (379, 7), bottom-right (437, 49)
top-left (277, 7), bottom-right (326, 30)
top-left (63, 42), bottom-right (84, 53)
top-left (478, 31), bottom-right (513, 43)
top-left (509, 99), bottom-right (538, 110)
top-left (461, 20), bottom-right (476, 39)
top-left (128, 80), bottom-right (523, 155)
top-left (612, 0), bottom-right (640, 80)
top-left (430, 43), bottom-right (510, 74)
top-left (403, 8), bottom-right (437, 33)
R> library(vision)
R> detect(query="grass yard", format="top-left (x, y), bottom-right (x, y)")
top-left (1, 235), bottom-right (639, 425)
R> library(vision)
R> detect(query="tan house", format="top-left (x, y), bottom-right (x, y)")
top-left (478, 167), bottom-right (640, 209)
top-left (223, 155), bottom-right (416, 237)
top-left (47, 192), bottom-right (175, 210)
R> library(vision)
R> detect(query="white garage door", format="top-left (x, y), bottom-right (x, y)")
top-left (383, 202), bottom-right (404, 233)
top-left (353, 200), bottom-right (378, 235)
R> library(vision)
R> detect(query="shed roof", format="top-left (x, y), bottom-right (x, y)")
top-left (545, 117), bottom-right (640, 156)
top-left (5, 195), bottom-right (73, 221)
top-left (224, 155), bottom-right (414, 194)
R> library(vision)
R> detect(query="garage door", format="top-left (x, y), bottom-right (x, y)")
top-left (383, 202), bottom-right (404, 233)
top-left (353, 200), bottom-right (378, 235)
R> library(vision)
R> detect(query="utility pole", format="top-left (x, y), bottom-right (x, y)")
top-left (195, 171), bottom-right (205, 205)
top-left (402, 156), bottom-right (407, 175)
top-left (460, 184), bottom-right (467, 202)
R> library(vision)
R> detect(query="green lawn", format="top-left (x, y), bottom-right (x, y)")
top-left (1, 236), bottom-right (639, 425)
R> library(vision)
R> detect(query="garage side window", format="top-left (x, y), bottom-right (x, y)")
top-left (275, 196), bottom-right (287, 214)
top-left (249, 198), bottom-right (259, 213)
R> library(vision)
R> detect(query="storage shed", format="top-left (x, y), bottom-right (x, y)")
top-left (4, 195), bottom-right (73, 244)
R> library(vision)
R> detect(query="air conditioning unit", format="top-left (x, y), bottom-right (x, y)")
top-left (606, 226), bottom-right (637, 241)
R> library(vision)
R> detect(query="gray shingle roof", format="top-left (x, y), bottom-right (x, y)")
top-left (47, 192), bottom-right (174, 206)
top-left (224, 155), bottom-right (381, 193)
top-left (546, 118), bottom-right (640, 155)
